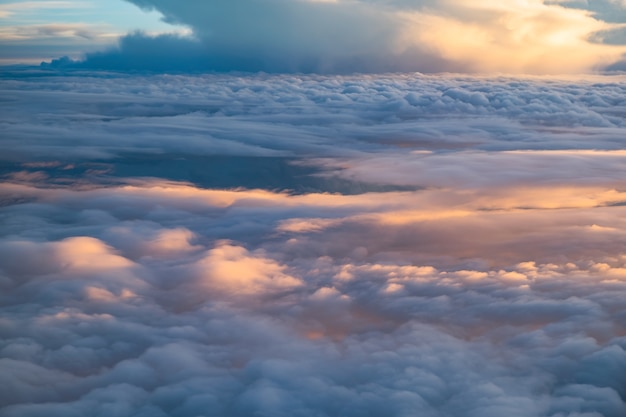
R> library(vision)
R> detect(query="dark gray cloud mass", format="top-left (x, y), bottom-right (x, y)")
top-left (1, 70), bottom-right (626, 416)
top-left (42, 29), bottom-right (452, 74)
top-left (43, 33), bottom-right (216, 73)
top-left (41, 0), bottom-right (445, 74)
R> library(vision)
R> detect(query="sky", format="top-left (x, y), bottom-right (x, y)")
top-left (3, 0), bottom-right (626, 73)
top-left (1, 2), bottom-right (626, 417)
top-left (0, 0), bottom-right (183, 64)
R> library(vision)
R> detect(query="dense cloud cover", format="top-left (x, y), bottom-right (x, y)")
top-left (1, 71), bottom-right (626, 416)
top-left (38, 0), bottom-right (626, 74)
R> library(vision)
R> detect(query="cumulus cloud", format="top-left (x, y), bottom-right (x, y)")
top-left (37, 0), bottom-right (626, 74)
top-left (1, 71), bottom-right (626, 415)
top-left (194, 242), bottom-right (303, 298)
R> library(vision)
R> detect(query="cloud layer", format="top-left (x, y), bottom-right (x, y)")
top-left (1, 71), bottom-right (626, 416)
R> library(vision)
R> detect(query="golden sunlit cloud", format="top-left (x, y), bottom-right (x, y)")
top-left (195, 243), bottom-right (303, 297)
top-left (398, 0), bottom-right (626, 73)
top-left (53, 236), bottom-right (134, 272)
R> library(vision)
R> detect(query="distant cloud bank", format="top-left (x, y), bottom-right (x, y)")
top-left (37, 0), bottom-right (626, 74)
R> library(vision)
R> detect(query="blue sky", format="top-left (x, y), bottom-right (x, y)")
top-left (0, 0), bottom-right (184, 63)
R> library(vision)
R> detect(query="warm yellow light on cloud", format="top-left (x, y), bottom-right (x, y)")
top-left (85, 286), bottom-right (137, 302)
top-left (144, 228), bottom-right (200, 258)
top-left (196, 243), bottom-right (303, 297)
top-left (398, 0), bottom-right (626, 73)
top-left (277, 218), bottom-right (343, 233)
top-left (54, 237), bottom-right (134, 272)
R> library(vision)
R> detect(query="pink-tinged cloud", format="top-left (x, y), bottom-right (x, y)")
top-left (194, 242), bottom-right (303, 297)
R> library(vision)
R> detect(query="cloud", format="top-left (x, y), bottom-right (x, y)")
top-left (193, 242), bottom-right (303, 298)
top-left (42, 29), bottom-right (455, 74)
top-left (3, 71), bottom-right (626, 165)
top-left (548, 0), bottom-right (626, 24)
top-left (1, 70), bottom-right (626, 415)
top-left (0, 1), bottom-right (82, 18)
top-left (36, 0), bottom-right (626, 74)
top-left (0, 23), bottom-right (104, 41)
top-left (604, 54), bottom-right (626, 71)
top-left (42, 33), bottom-right (215, 72)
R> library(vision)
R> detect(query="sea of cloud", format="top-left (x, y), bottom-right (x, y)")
top-left (1, 71), bottom-right (626, 416)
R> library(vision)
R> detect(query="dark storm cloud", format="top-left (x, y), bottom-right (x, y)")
top-left (43, 33), bottom-right (214, 73)
top-left (91, 0), bottom-right (458, 74)
top-left (39, 0), bottom-right (445, 74)
top-left (42, 30), bottom-right (456, 74)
